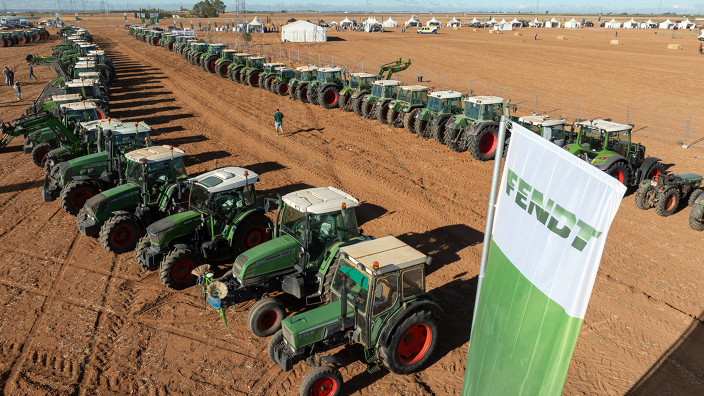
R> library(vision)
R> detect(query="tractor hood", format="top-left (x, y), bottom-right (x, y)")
top-left (64, 151), bottom-right (109, 180)
top-left (282, 300), bottom-right (354, 348)
top-left (146, 210), bottom-right (203, 246)
top-left (233, 234), bottom-right (299, 282)
top-left (83, 182), bottom-right (140, 220)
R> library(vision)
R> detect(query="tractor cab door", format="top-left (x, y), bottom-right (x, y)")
top-left (369, 273), bottom-right (400, 344)
top-left (146, 161), bottom-right (172, 205)
top-left (304, 212), bottom-right (340, 270)
top-left (212, 189), bottom-right (245, 234)
top-left (606, 130), bottom-right (631, 157)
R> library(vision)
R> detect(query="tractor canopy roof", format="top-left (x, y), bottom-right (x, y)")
top-left (575, 119), bottom-right (632, 132)
top-left (264, 62), bottom-right (285, 67)
top-left (296, 66), bottom-right (318, 72)
top-left (79, 118), bottom-right (123, 132)
top-left (249, 56), bottom-right (266, 60)
top-left (79, 44), bottom-right (97, 49)
top-left (400, 85), bottom-right (429, 92)
top-left (78, 72), bottom-right (101, 79)
top-left (191, 167), bottom-right (259, 193)
top-left (373, 80), bottom-right (402, 86)
top-left (49, 93), bottom-right (82, 102)
top-left (74, 61), bottom-right (96, 67)
top-left (87, 50), bottom-right (105, 56)
top-left (108, 121), bottom-right (152, 136)
top-left (350, 72), bottom-right (377, 78)
top-left (282, 186), bottom-right (359, 214)
top-left (430, 90), bottom-right (462, 99)
top-left (66, 80), bottom-right (99, 87)
top-left (465, 95), bottom-right (503, 105)
top-left (125, 145), bottom-right (186, 164)
top-left (59, 101), bottom-right (97, 111)
top-left (277, 67), bottom-right (294, 72)
top-left (222, 49), bottom-right (238, 53)
top-left (318, 67), bottom-right (342, 73)
top-left (340, 236), bottom-right (428, 275)
top-left (234, 52), bottom-right (251, 56)
top-left (519, 115), bottom-right (566, 127)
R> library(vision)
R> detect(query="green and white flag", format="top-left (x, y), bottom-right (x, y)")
top-left (141, 13), bottom-right (146, 25)
top-left (214, 20), bottom-right (218, 29)
top-left (156, 14), bottom-right (160, 25)
top-left (180, 20), bottom-right (184, 29)
top-left (75, 13), bottom-right (79, 22)
top-left (124, 13), bottom-right (128, 22)
top-left (199, 19), bottom-right (202, 28)
top-left (190, 20), bottom-right (194, 30)
top-left (463, 122), bottom-right (626, 395)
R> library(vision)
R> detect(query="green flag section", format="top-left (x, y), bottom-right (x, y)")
top-left (463, 122), bottom-right (626, 396)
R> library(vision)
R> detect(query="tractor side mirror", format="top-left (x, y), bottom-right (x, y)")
top-left (340, 274), bottom-right (348, 332)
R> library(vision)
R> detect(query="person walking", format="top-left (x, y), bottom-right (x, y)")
top-left (534, 33), bottom-right (537, 40)
top-left (615, 31), bottom-right (618, 37)
top-left (13, 79), bottom-right (21, 101)
top-left (4, 67), bottom-right (11, 86)
top-left (699, 43), bottom-right (703, 54)
top-left (274, 109), bottom-right (284, 136)
top-left (28, 64), bottom-right (37, 80)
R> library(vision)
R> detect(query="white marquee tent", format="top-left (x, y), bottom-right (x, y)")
top-left (605, 18), bottom-right (621, 28)
top-left (488, 17), bottom-right (499, 25)
top-left (405, 17), bottom-right (421, 27)
top-left (340, 17), bottom-right (353, 27)
top-left (530, 18), bottom-right (542, 27)
top-left (281, 20), bottom-right (327, 42)
top-left (470, 17), bottom-right (480, 25)
top-left (659, 19), bottom-right (674, 29)
top-left (623, 18), bottom-right (638, 28)
top-left (564, 17), bottom-right (580, 28)
top-left (545, 17), bottom-right (560, 28)
top-left (363, 17), bottom-right (383, 32)
top-left (678, 18), bottom-right (695, 29)
top-left (510, 18), bottom-right (522, 27)
top-left (427, 17), bottom-right (441, 26)
top-left (383, 17), bottom-right (397, 27)
top-left (448, 17), bottom-right (461, 27)
top-left (640, 19), bottom-right (657, 28)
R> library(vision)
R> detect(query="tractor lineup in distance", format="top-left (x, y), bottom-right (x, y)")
top-left (517, 115), bottom-right (570, 147)
top-left (635, 173), bottom-right (703, 217)
top-left (564, 119), bottom-right (665, 187)
top-left (227, 52), bottom-right (253, 83)
top-left (135, 167), bottom-right (273, 290)
top-left (360, 80), bottom-right (403, 120)
top-left (259, 62), bottom-right (285, 91)
top-left (387, 85), bottom-right (430, 130)
top-left (76, 145), bottom-right (190, 254)
top-left (290, 66), bottom-right (319, 103)
top-left (270, 236), bottom-right (439, 396)
top-left (214, 49), bottom-right (237, 78)
top-left (340, 72), bottom-right (376, 113)
top-left (307, 67), bottom-right (345, 108)
top-left (269, 67), bottom-right (295, 96)
top-left (413, 90), bottom-right (463, 140)
top-left (200, 44), bottom-right (227, 73)
top-left (219, 186), bottom-right (369, 338)
top-left (0, 26), bottom-right (50, 47)
top-left (43, 120), bottom-right (152, 216)
top-left (241, 56), bottom-right (268, 87)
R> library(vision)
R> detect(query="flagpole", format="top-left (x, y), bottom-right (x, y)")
top-left (469, 110), bottom-right (509, 337)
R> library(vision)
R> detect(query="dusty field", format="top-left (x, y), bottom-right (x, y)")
top-left (0, 15), bottom-right (702, 395)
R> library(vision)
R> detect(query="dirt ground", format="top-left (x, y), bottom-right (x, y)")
top-left (0, 14), bottom-right (702, 396)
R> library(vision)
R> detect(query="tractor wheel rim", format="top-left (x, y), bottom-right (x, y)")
top-left (310, 377), bottom-right (337, 396)
top-left (38, 150), bottom-right (50, 164)
top-left (155, 39), bottom-right (160, 45)
top-left (397, 324), bottom-right (432, 365)
top-left (258, 310), bottom-right (278, 330)
top-left (252, 75), bottom-right (259, 85)
top-left (611, 170), bottom-right (624, 183)
top-left (112, 225), bottom-right (134, 247)
top-left (172, 259), bottom-right (194, 282)
top-left (221, 65), bottom-right (228, 75)
top-left (244, 225), bottom-right (268, 249)
top-left (210, 61), bottom-right (216, 70)
top-left (325, 91), bottom-right (338, 105)
top-left (281, 85), bottom-right (289, 94)
top-left (479, 133), bottom-right (498, 154)
top-left (96, 111), bottom-right (105, 120)
top-left (650, 169), bottom-right (661, 178)
top-left (665, 194), bottom-right (677, 211)
top-left (70, 190), bottom-right (93, 209)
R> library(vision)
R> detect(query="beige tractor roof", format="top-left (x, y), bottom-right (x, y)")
top-left (465, 95), bottom-right (503, 105)
top-left (296, 66), bottom-right (318, 72)
top-left (235, 52), bottom-right (251, 56)
top-left (340, 236), bottom-right (430, 275)
top-left (373, 80), bottom-right (402, 86)
top-left (282, 186), bottom-right (359, 214)
top-left (276, 67), bottom-right (294, 72)
top-left (400, 85), bottom-right (430, 92)
top-left (249, 56), bottom-right (266, 60)
top-left (125, 145), bottom-right (186, 164)
top-left (60, 101), bottom-right (97, 111)
top-left (264, 62), bottom-right (285, 67)
top-left (191, 167), bottom-right (259, 194)
top-left (80, 118), bottom-right (122, 131)
top-left (351, 72), bottom-right (377, 78)
top-left (210, 43), bottom-right (227, 47)
top-left (318, 67), bottom-right (342, 73)
top-left (49, 94), bottom-right (82, 102)
top-left (576, 119), bottom-right (633, 132)
top-left (78, 72), bottom-right (101, 79)
top-left (87, 50), bottom-right (105, 56)
top-left (74, 61), bottom-right (96, 67)
top-left (430, 90), bottom-right (462, 99)
top-left (67, 80), bottom-right (98, 87)
top-left (519, 115), bottom-right (566, 127)
top-left (223, 49), bottom-right (238, 53)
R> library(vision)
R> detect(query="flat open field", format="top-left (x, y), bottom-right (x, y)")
top-left (0, 14), bottom-right (702, 395)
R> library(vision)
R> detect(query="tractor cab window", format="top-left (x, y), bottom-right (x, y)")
top-left (307, 212), bottom-right (340, 266)
top-left (280, 205), bottom-right (306, 243)
top-left (339, 209), bottom-right (359, 239)
top-left (332, 260), bottom-right (370, 315)
top-left (426, 97), bottom-right (442, 112)
top-left (546, 124), bottom-right (566, 144)
top-left (126, 161), bottom-right (145, 184)
top-left (371, 84), bottom-right (384, 98)
top-left (395, 89), bottom-right (412, 103)
top-left (381, 85), bottom-right (398, 99)
top-left (402, 267), bottom-right (424, 299)
top-left (411, 91), bottom-right (429, 106)
top-left (490, 104), bottom-right (504, 119)
top-left (360, 77), bottom-right (374, 90)
top-left (578, 127), bottom-right (605, 151)
top-left (146, 162), bottom-right (172, 203)
top-left (463, 102), bottom-right (482, 119)
top-left (606, 130), bottom-right (631, 156)
top-left (448, 98), bottom-right (462, 112)
top-left (170, 157), bottom-right (188, 180)
top-left (250, 59), bottom-right (264, 68)
top-left (66, 108), bottom-right (98, 122)
top-left (372, 274), bottom-right (399, 316)
top-left (190, 184), bottom-right (210, 213)
top-left (213, 189), bottom-right (244, 228)
top-left (284, 70), bottom-right (295, 79)
top-left (242, 184), bottom-right (256, 206)
top-left (349, 76), bottom-right (361, 89)
top-left (328, 71), bottom-right (342, 82)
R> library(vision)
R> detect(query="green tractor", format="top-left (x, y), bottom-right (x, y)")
top-left (517, 115), bottom-right (571, 147)
top-left (148, 30), bottom-right (163, 46)
top-left (136, 167), bottom-right (273, 290)
top-left (444, 96), bottom-right (518, 161)
top-left (358, 80), bottom-right (403, 123)
top-left (689, 193), bottom-right (704, 231)
top-left (226, 52), bottom-right (253, 83)
top-left (0, 32), bottom-right (17, 47)
top-left (269, 236), bottom-right (439, 396)
top-left (564, 119), bottom-right (665, 187)
top-left (259, 62), bottom-right (286, 91)
top-left (412, 90), bottom-right (463, 140)
top-left (186, 42), bottom-right (208, 65)
top-left (213, 49), bottom-right (237, 78)
top-left (43, 120), bottom-right (152, 215)
top-left (173, 37), bottom-right (193, 55)
top-left (220, 186), bottom-right (369, 337)
top-left (340, 72), bottom-right (377, 114)
top-left (269, 67), bottom-right (296, 96)
top-left (77, 145), bottom-right (191, 254)
top-left (199, 44), bottom-right (227, 73)
top-left (386, 85), bottom-right (430, 130)
top-left (240, 56), bottom-right (267, 87)
top-left (29, 79), bottom-right (110, 119)
top-left (636, 173), bottom-right (703, 217)
top-left (290, 66), bottom-right (319, 103)
top-left (40, 116), bottom-right (119, 169)
top-left (307, 67), bottom-right (346, 108)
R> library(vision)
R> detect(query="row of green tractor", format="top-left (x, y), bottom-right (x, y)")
top-left (0, 27), bottom-right (51, 48)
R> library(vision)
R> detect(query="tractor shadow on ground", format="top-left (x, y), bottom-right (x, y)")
top-left (242, 161), bottom-right (287, 176)
top-left (0, 179), bottom-right (42, 195)
top-left (288, 127), bottom-right (325, 136)
top-left (0, 145), bottom-right (24, 154)
top-left (259, 182), bottom-right (315, 200)
top-left (151, 125), bottom-right (186, 135)
top-left (326, 36), bottom-right (347, 42)
top-left (117, 106), bottom-right (185, 119)
top-left (187, 150), bottom-right (232, 166)
top-left (157, 134), bottom-right (208, 145)
top-left (356, 202), bottom-right (390, 227)
top-left (397, 224), bottom-right (482, 276)
top-left (110, 91), bottom-right (174, 101)
top-left (111, 97), bottom-right (177, 110)
top-left (141, 113), bottom-right (196, 126)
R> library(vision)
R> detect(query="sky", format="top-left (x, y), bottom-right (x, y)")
top-left (4, 1), bottom-right (704, 14)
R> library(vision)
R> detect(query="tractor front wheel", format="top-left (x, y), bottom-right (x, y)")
top-left (31, 143), bottom-right (53, 168)
top-left (60, 181), bottom-right (99, 216)
top-left (380, 309), bottom-right (438, 375)
top-left (605, 162), bottom-right (631, 186)
top-left (655, 188), bottom-right (680, 217)
top-left (159, 248), bottom-right (201, 290)
top-left (361, 101), bottom-right (373, 119)
top-left (469, 126), bottom-right (499, 161)
top-left (376, 104), bottom-right (390, 124)
top-left (307, 88), bottom-right (320, 105)
top-left (320, 86), bottom-right (340, 109)
top-left (134, 234), bottom-right (158, 271)
top-left (431, 123), bottom-right (447, 145)
top-left (247, 297), bottom-right (286, 337)
top-left (99, 215), bottom-right (143, 254)
top-left (634, 185), bottom-right (654, 210)
top-left (689, 204), bottom-right (704, 231)
top-left (387, 109), bottom-right (402, 128)
top-left (277, 82), bottom-right (290, 96)
top-left (352, 97), bottom-right (364, 116)
top-left (339, 93), bottom-right (351, 111)
top-left (646, 162), bottom-right (666, 180)
top-left (268, 329), bottom-right (284, 365)
top-left (232, 214), bottom-right (272, 254)
top-left (204, 54), bottom-right (219, 73)
top-left (403, 112), bottom-right (415, 132)
top-left (300, 366), bottom-right (343, 396)
top-left (687, 189), bottom-right (704, 207)
top-left (445, 126), bottom-right (468, 153)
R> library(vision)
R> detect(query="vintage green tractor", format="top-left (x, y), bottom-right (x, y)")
top-left (226, 52), bottom-right (253, 83)
top-left (76, 145), bottom-right (190, 254)
top-left (359, 80), bottom-right (403, 121)
top-left (43, 120), bottom-right (152, 215)
top-left (307, 67), bottom-right (345, 108)
top-left (564, 119), bottom-right (665, 187)
top-left (635, 173), bottom-right (703, 217)
top-left (269, 67), bottom-right (296, 96)
top-left (259, 62), bottom-right (285, 91)
top-left (270, 236), bottom-right (438, 396)
top-left (219, 186), bottom-right (370, 337)
top-left (240, 56), bottom-right (267, 87)
top-left (517, 115), bottom-right (571, 147)
top-left (200, 44), bottom-right (227, 73)
top-left (444, 96), bottom-right (518, 161)
top-left (412, 90), bottom-right (463, 140)
top-left (213, 49), bottom-right (237, 78)
top-left (387, 85), bottom-right (430, 130)
top-left (689, 193), bottom-right (704, 231)
top-left (340, 72), bottom-right (376, 114)
top-left (290, 66), bottom-right (319, 103)
top-left (135, 167), bottom-right (273, 290)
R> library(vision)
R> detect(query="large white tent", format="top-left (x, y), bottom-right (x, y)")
top-left (448, 17), bottom-right (461, 27)
top-left (405, 17), bottom-right (421, 27)
top-left (248, 16), bottom-right (263, 32)
top-left (383, 17), bottom-right (397, 27)
top-left (678, 18), bottom-right (695, 29)
top-left (281, 20), bottom-right (327, 42)
top-left (530, 18), bottom-right (542, 27)
top-left (510, 18), bottom-right (522, 27)
top-left (363, 17), bottom-right (383, 32)
top-left (340, 17), bottom-right (353, 27)
top-left (605, 18), bottom-right (621, 28)
top-left (545, 17), bottom-right (560, 28)
top-left (564, 17), bottom-right (580, 28)
top-left (640, 19), bottom-right (657, 28)
top-left (623, 18), bottom-right (638, 28)
top-left (427, 17), bottom-right (441, 26)
top-left (470, 17), bottom-right (480, 25)
top-left (659, 19), bottom-right (674, 29)
top-left (488, 17), bottom-right (499, 25)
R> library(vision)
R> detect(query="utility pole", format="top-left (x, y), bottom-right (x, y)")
top-left (235, 0), bottom-right (245, 40)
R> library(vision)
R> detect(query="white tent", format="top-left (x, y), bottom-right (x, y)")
top-left (605, 18), bottom-right (620, 28)
top-left (363, 17), bottom-right (383, 32)
top-left (470, 17), bottom-right (480, 25)
top-left (623, 18), bottom-right (638, 28)
top-left (330, 21), bottom-right (338, 26)
top-left (405, 18), bottom-right (421, 27)
top-left (340, 17), bottom-right (353, 26)
top-left (564, 18), bottom-right (580, 28)
top-left (678, 19), bottom-right (695, 29)
top-left (281, 20), bottom-right (327, 42)
top-left (427, 17), bottom-right (441, 26)
top-left (530, 18), bottom-right (542, 27)
top-left (510, 18), bottom-right (521, 27)
top-left (641, 19), bottom-right (657, 28)
top-left (248, 16), bottom-right (263, 26)
top-left (659, 19), bottom-right (673, 29)
top-left (383, 17), bottom-right (397, 27)
top-left (488, 18), bottom-right (498, 25)
top-left (448, 17), bottom-right (461, 27)
top-left (545, 17), bottom-right (560, 28)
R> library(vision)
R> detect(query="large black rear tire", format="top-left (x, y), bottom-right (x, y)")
top-left (31, 143), bottom-right (53, 168)
top-left (247, 71), bottom-right (260, 87)
top-left (203, 54), bottom-right (219, 73)
top-left (403, 112), bottom-right (415, 132)
top-left (216, 60), bottom-right (231, 78)
top-left (376, 103), bottom-right (390, 124)
top-left (247, 297), bottom-right (286, 337)
top-left (431, 123), bottom-right (447, 145)
top-left (59, 180), bottom-right (99, 216)
top-left (468, 125), bottom-right (500, 161)
top-left (380, 309), bottom-right (438, 375)
top-left (655, 188), bottom-right (680, 217)
top-left (361, 100), bottom-right (373, 119)
top-left (605, 162), bottom-right (631, 187)
top-left (231, 214), bottom-right (272, 255)
top-left (320, 86), bottom-right (340, 109)
top-left (296, 85), bottom-right (309, 103)
top-left (99, 215), bottom-right (143, 254)
top-left (339, 93), bottom-right (351, 111)
top-left (352, 97), bottom-right (364, 116)
top-left (307, 87), bottom-right (320, 105)
top-left (689, 204), bottom-right (704, 231)
top-left (159, 248), bottom-right (202, 290)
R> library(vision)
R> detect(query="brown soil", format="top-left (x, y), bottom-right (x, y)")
top-left (0, 15), bottom-right (702, 396)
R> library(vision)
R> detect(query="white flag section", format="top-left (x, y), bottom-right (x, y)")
top-left (464, 122), bottom-right (626, 395)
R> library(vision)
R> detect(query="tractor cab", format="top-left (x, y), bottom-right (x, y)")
top-left (233, 52), bottom-right (252, 65)
top-left (370, 80), bottom-right (402, 100)
top-left (57, 101), bottom-right (100, 127)
top-left (347, 72), bottom-right (377, 91)
top-left (276, 67), bottom-right (295, 80)
top-left (221, 49), bottom-right (237, 60)
top-left (207, 43), bottom-right (226, 54)
top-left (315, 67), bottom-right (343, 85)
top-left (392, 85), bottom-right (430, 110)
top-left (86, 50), bottom-right (106, 63)
top-left (426, 91), bottom-right (463, 114)
top-left (264, 62), bottom-right (285, 72)
top-left (460, 95), bottom-right (505, 122)
top-left (518, 115), bottom-right (569, 146)
top-left (122, 146), bottom-right (189, 205)
top-left (78, 44), bottom-right (97, 55)
top-left (294, 66), bottom-right (318, 81)
top-left (246, 56), bottom-right (265, 69)
top-left (272, 236), bottom-right (437, 395)
top-left (73, 61), bottom-right (96, 77)
top-left (190, 42), bottom-right (207, 52)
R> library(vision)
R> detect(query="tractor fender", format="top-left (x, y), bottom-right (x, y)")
top-left (317, 82), bottom-right (339, 93)
top-left (319, 355), bottom-right (345, 367)
top-left (281, 274), bottom-right (304, 299)
top-left (377, 98), bottom-right (393, 108)
top-left (378, 298), bottom-right (443, 349)
top-left (227, 207), bottom-right (267, 243)
top-left (468, 121), bottom-right (500, 136)
top-left (638, 157), bottom-right (662, 183)
top-left (596, 155), bottom-right (628, 173)
top-left (430, 114), bottom-right (453, 127)
top-left (351, 90), bottom-right (370, 100)
top-left (72, 175), bottom-right (97, 182)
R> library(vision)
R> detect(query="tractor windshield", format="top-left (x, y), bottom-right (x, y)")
top-left (448, 98), bottom-right (463, 112)
top-left (280, 205), bottom-right (306, 243)
top-left (606, 130), bottom-right (631, 154)
top-left (66, 108), bottom-right (98, 122)
top-left (113, 132), bottom-right (150, 154)
top-left (250, 59), bottom-right (264, 68)
top-left (463, 102), bottom-right (482, 119)
top-left (303, 71), bottom-right (316, 81)
top-left (190, 184), bottom-right (211, 213)
top-left (349, 76), bottom-right (361, 89)
top-left (213, 188), bottom-right (247, 224)
top-left (171, 157), bottom-right (188, 180)
top-left (126, 161), bottom-right (145, 184)
top-left (327, 71), bottom-right (342, 82)
top-left (395, 89), bottom-right (412, 103)
top-left (426, 97), bottom-right (442, 112)
top-left (332, 260), bottom-right (370, 315)
top-left (371, 85), bottom-right (384, 98)
top-left (577, 127), bottom-right (606, 151)
top-left (360, 77), bottom-right (374, 90)
top-left (411, 90), bottom-right (429, 105)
